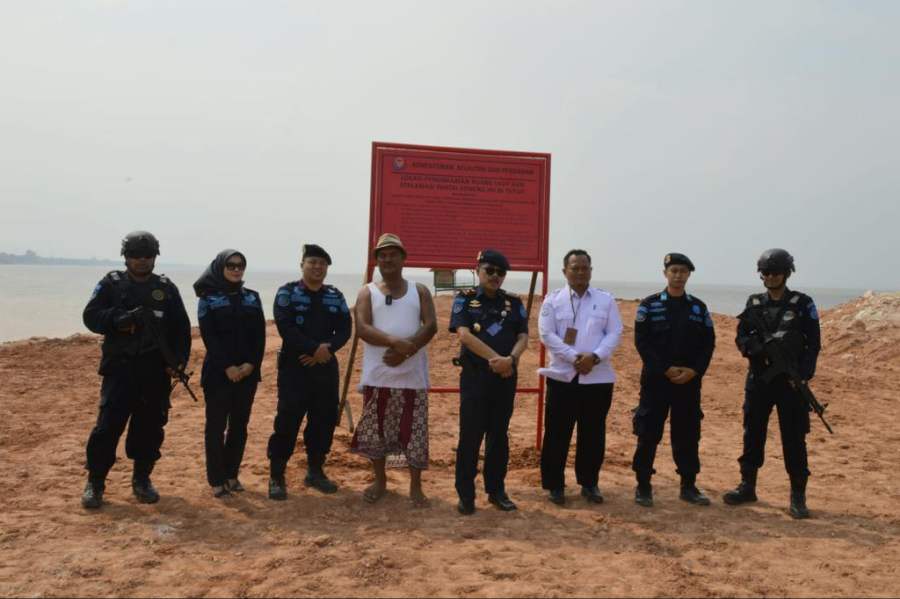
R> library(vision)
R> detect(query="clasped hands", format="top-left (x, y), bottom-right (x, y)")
top-left (299, 343), bottom-right (333, 367)
top-left (488, 355), bottom-right (515, 378)
top-left (573, 352), bottom-right (598, 375)
top-left (383, 338), bottom-right (417, 367)
top-left (665, 366), bottom-right (698, 385)
top-left (225, 362), bottom-right (254, 382)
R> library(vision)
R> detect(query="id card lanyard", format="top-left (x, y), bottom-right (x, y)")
top-left (564, 289), bottom-right (582, 345)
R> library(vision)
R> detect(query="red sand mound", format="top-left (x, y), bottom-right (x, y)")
top-left (1, 295), bottom-right (898, 597)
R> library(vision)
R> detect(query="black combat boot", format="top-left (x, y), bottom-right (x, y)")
top-left (81, 476), bottom-right (105, 509)
top-left (679, 474), bottom-right (711, 506)
top-left (457, 497), bottom-right (476, 515)
top-left (635, 476), bottom-right (653, 508)
top-left (488, 492), bottom-right (517, 511)
top-left (303, 454), bottom-right (338, 494)
top-left (132, 461), bottom-right (160, 504)
top-left (268, 459), bottom-right (288, 501)
top-left (789, 476), bottom-right (810, 519)
top-left (723, 470), bottom-right (758, 505)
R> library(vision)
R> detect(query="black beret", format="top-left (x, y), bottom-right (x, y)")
top-left (302, 244), bottom-right (332, 265)
top-left (664, 252), bottom-right (695, 271)
top-left (477, 249), bottom-right (510, 271)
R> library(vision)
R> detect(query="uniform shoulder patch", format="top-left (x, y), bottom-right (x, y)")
top-left (452, 294), bottom-right (467, 314)
top-left (807, 301), bottom-right (819, 320)
top-left (90, 282), bottom-right (103, 299)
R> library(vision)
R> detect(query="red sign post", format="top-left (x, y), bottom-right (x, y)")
top-left (340, 142), bottom-right (551, 449)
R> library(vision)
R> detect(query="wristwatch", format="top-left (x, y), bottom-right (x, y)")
top-left (592, 353), bottom-right (601, 365)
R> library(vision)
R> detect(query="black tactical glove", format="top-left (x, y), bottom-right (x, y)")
top-left (113, 306), bottom-right (145, 331)
top-left (743, 335), bottom-right (765, 357)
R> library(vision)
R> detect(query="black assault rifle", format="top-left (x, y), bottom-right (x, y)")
top-left (741, 307), bottom-right (833, 434)
top-left (133, 307), bottom-right (199, 402)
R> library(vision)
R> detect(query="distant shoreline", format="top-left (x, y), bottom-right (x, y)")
top-left (0, 251), bottom-right (119, 267)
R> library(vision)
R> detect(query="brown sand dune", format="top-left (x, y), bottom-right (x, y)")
top-left (1, 293), bottom-right (898, 597)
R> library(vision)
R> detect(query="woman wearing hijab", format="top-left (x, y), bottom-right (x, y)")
top-left (194, 250), bottom-right (266, 497)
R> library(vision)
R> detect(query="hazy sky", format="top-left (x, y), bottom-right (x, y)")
top-left (1, 1), bottom-right (897, 289)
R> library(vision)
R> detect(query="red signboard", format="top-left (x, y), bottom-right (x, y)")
top-left (369, 142), bottom-right (551, 271)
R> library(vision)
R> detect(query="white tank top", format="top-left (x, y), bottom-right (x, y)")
top-left (360, 281), bottom-right (430, 389)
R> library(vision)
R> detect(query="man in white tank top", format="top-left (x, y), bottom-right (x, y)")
top-left (350, 234), bottom-right (437, 506)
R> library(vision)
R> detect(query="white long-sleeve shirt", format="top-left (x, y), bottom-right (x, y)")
top-left (538, 285), bottom-right (623, 384)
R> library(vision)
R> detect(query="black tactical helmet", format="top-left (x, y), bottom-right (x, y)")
top-left (757, 248), bottom-right (795, 273)
top-left (121, 231), bottom-right (160, 256)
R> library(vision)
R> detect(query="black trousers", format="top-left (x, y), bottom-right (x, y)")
top-left (267, 360), bottom-right (339, 465)
top-left (203, 379), bottom-right (257, 487)
top-left (540, 378), bottom-right (614, 490)
top-left (631, 377), bottom-right (703, 481)
top-left (455, 369), bottom-right (516, 501)
top-left (738, 376), bottom-right (810, 478)
top-left (85, 352), bottom-right (171, 479)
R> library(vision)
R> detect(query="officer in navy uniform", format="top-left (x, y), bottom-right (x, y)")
top-left (267, 244), bottom-right (352, 500)
top-left (194, 249), bottom-right (266, 497)
top-left (724, 249), bottom-right (821, 519)
top-left (81, 231), bottom-right (192, 509)
top-left (449, 250), bottom-right (529, 515)
top-left (631, 253), bottom-right (715, 508)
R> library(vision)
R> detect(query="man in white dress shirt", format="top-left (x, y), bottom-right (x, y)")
top-left (538, 250), bottom-right (623, 505)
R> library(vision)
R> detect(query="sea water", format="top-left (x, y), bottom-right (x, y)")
top-left (0, 264), bottom-right (872, 343)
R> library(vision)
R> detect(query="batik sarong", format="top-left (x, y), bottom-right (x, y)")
top-left (350, 386), bottom-right (429, 470)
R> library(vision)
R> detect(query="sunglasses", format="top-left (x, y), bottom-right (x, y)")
top-left (126, 253), bottom-right (154, 260)
top-left (482, 266), bottom-right (507, 277)
top-left (760, 270), bottom-right (784, 277)
top-left (225, 262), bottom-right (246, 271)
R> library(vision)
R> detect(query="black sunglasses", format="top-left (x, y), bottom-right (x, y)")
top-left (760, 270), bottom-right (784, 277)
top-left (482, 266), bottom-right (507, 277)
top-left (225, 262), bottom-right (246, 271)
top-left (126, 253), bottom-right (154, 260)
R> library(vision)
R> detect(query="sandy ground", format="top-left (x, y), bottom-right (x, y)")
top-left (1, 292), bottom-right (898, 598)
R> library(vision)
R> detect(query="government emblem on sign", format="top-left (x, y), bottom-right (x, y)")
top-left (392, 157), bottom-right (406, 171)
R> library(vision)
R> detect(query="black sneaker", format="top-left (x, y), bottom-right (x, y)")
top-left (224, 478), bottom-right (244, 493)
top-left (548, 488), bottom-right (565, 505)
top-left (304, 471), bottom-right (338, 494)
top-left (488, 493), bottom-right (517, 512)
top-left (680, 485), bottom-right (711, 506)
top-left (268, 477), bottom-right (288, 501)
top-left (457, 498), bottom-right (476, 515)
top-left (581, 485), bottom-right (604, 504)
top-left (132, 478), bottom-right (160, 504)
top-left (81, 479), bottom-right (104, 509)
top-left (635, 484), bottom-right (653, 508)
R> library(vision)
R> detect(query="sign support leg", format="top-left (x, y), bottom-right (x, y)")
top-left (339, 264), bottom-right (375, 432)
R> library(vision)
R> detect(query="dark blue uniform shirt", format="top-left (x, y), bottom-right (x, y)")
top-left (197, 288), bottom-right (266, 387)
top-left (273, 281), bottom-right (352, 364)
top-left (449, 287), bottom-right (528, 371)
top-left (634, 290), bottom-right (715, 380)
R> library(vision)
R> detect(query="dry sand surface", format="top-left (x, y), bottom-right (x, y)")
top-left (1, 292), bottom-right (899, 597)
